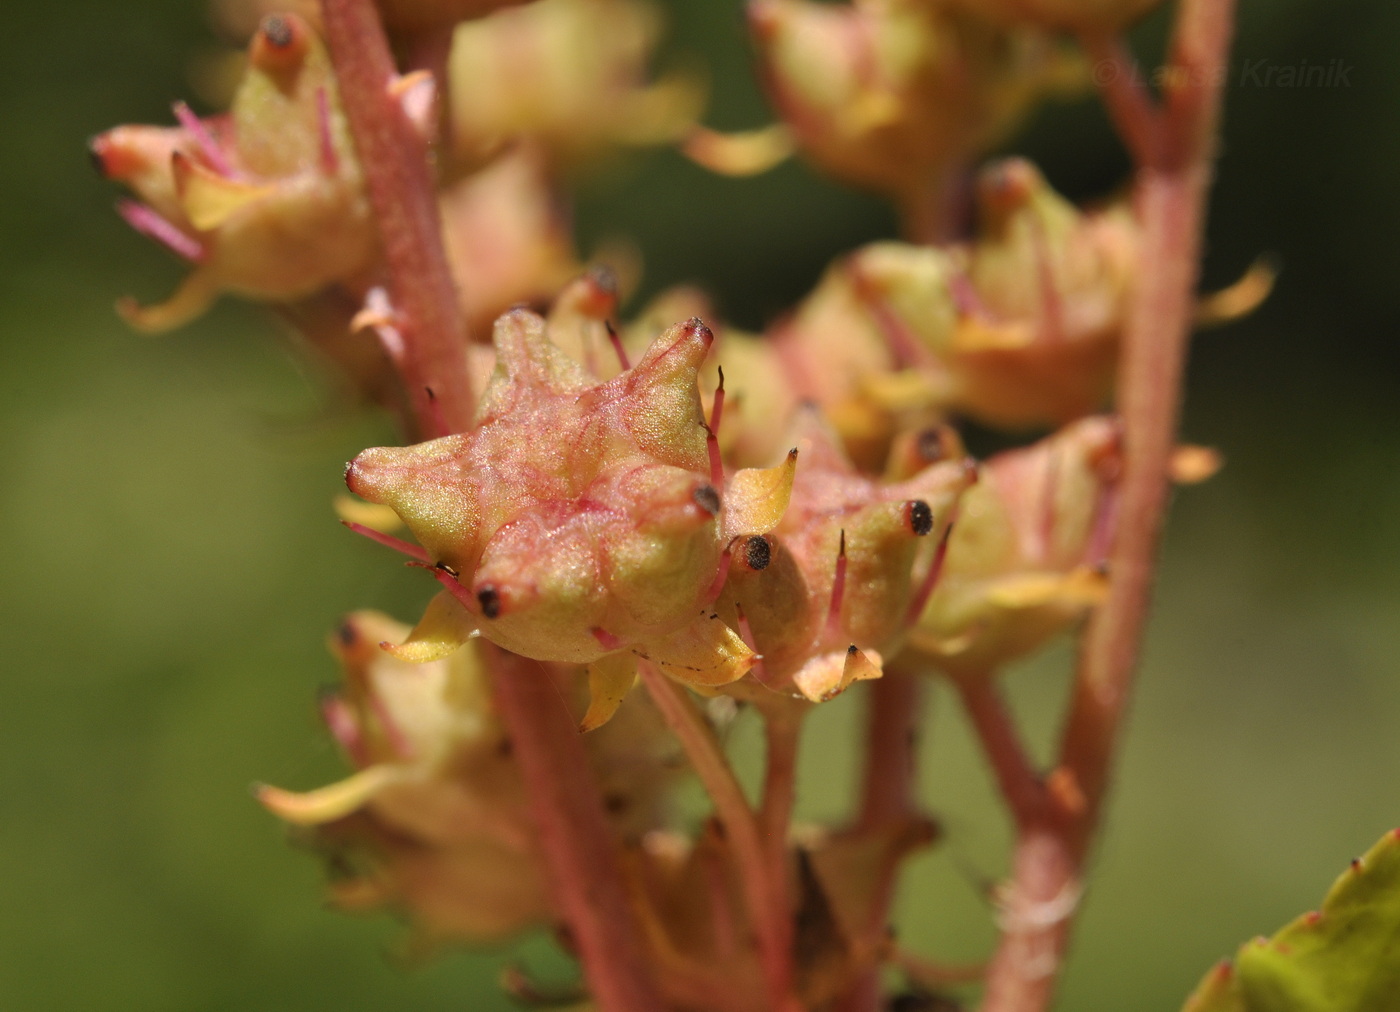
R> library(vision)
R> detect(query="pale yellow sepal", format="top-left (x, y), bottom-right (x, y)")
top-left (333, 494), bottom-right (404, 533)
top-left (724, 447), bottom-right (798, 540)
top-left (255, 764), bottom-right (403, 826)
top-left (615, 72), bottom-right (706, 147)
top-left (116, 271), bottom-right (218, 333)
top-left (382, 591), bottom-right (478, 664)
top-left (681, 123), bottom-right (795, 177)
top-left (951, 315), bottom-right (1036, 353)
top-left (172, 153), bottom-right (274, 231)
top-left (861, 368), bottom-right (944, 413)
top-left (581, 652), bottom-right (639, 732)
top-left (984, 568), bottom-right (1108, 611)
top-left (643, 616), bottom-right (757, 688)
top-left (1171, 445), bottom-right (1224, 485)
top-left (1196, 257), bottom-right (1277, 327)
top-left (792, 646), bottom-right (883, 704)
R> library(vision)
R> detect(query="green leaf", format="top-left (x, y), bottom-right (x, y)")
top-left (1182, 828), bottom-right (1400, 1012)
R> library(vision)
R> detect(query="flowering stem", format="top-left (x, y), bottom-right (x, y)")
top-left (484, 648), bottom-right (664, 1010)
top-left (319, 0), bottom-right (474, 435)
top-left (1078, 34), bottom-right (1161, 166)
top-left (637, 664), bottom-right (801, 1012)
top-left (318, 3), bottom-right (662, 1007)
top-left (837, 671), bottom-right (927, 1012)
top-left (976, 2), bottom-right (1237, 1009)
top-left (954, 674), bottom-right (1046, 831)
top-left (856, 672), bottom-right (924, 833)
top-left (759, 707), bottom-right (803, 874)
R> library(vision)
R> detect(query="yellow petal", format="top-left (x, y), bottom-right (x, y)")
top-left (382, 591), bottom-right (478, 663)
top-left (615, 72), bottom-right (706, 146)
top-left (860, 368), bottom-right (944, 412)
top-left (792, 646), bottom-right (883, 703)
top-left (725, 447), bottom-right (798, 539)
top-left (1171, 445), bottom-right (1224, 485)
top-left (1196, 256), bottom-right (1277, 327)
top-left (115, 269), bottom-right (218, 334)
top-left (580, 652), bottom-right (638, 732)
top-left (681, 123), bottom-right (794, 177)
top-left (332, 493), bottom-right (404, 532)
top-left (984, 568), bottom-right (1107, 611)
top-left (255, 764), bottom-right (402, 825)
top-left (950, 316), bottom-right (1036, 353)
top-left (642, 615), bottom-right (757, 688)
top-left (172, 152), bottom-right (275, 231)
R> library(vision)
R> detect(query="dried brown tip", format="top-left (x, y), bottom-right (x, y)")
top-left (87, 135), bottom-right (111, 177)
top-left (906, 500), bottom-right (934, 537)
top-left (683, 316), bottom-right (715, 347)
top-left (585, 263), bottom-right (619, 298)
top-left (978, 158), bottom-right (1038, 216)
top-left (477, 585), bottom-right (502, 619)
top-left (742, 535), bottom-right (771, 571)
top-left (692, 484), bottom-right (721, 516)
top-left (252, 14), bottom-right (309, 71)
top-left (916, 427), bottom-right (948, 464)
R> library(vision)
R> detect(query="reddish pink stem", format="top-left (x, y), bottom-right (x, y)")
top-left (706, 367), bottom-right (727, 487)
top-left (824, 530), bottom-right (849, 642)
top-left (1078, 35), bottom-right (1161, 166)
top-left (905, 513), bottom-right (956, 628)
top-left (483, 647), bottom-right (664, 1010)
top-left (117, 200), bottom-right (205, 262)
top-left (172, 101), bottom-right (235, 176)
top-left (838, 671), bottom-right (927, 1012)
top-left (976, 3), bottom-right (1238, 1010)
top-left (955, 676), bottom-right (1046, 831)
top-left (319, 0), bottom-right (474, 436)
top-left (317, 4), bottom-right (661, 1007)
top-left (340, 520), bottom-right (430, 562)
top-left (637, 663), bottom-right (801, 1012)
top-left (759, 708), bottom-right (802, 873)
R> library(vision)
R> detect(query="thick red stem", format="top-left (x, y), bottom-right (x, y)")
top-left (483, 647), bottom-right (664, 1010)
top-left (319, 0), bottom-right (474, 435)
top-left (318, 5), bottom-right (661, 1007)
top-left (977, 3), bottom-right (1237, 1009)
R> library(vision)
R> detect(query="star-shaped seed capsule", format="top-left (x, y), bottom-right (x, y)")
top-left (345, 310), bottom-right (797, 726)
top-left (715, 411), bottom-right (976, 703)
top-left (91, 14), bottom-right (382, 331)
top-left (256, 610), bottom-right (680, 943)
top-left (746, 0), bottom-right (1079, 218)
top-left (903, 416), bottom-right (1120, 677)
top-left (940, 158), bottom-right (1140, 428)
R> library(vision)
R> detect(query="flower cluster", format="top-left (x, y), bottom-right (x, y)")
top-left (94, 0), bottom-right (1257, 1007)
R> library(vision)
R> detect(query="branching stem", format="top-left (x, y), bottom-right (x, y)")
top-left (760, 707), bottom-right (803, 877)
top-left (483, 648), bottom-right (664, 1010)
top-left (976, 3), bottom-right (1238, 1009)
top-left (637, 664), bottom-right (802, 1012)
top-left (319, 4), bottom-right (661, 1008)
top-left (838, 672), bottom-right (927, 1012)
top-left (954, 674), bottom-right (1046, 831)
top-left (319, 0), bottom-right (474, 435)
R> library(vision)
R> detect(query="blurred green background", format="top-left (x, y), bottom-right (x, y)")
top-left (2, 0), bottom-right (1398, 1008)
